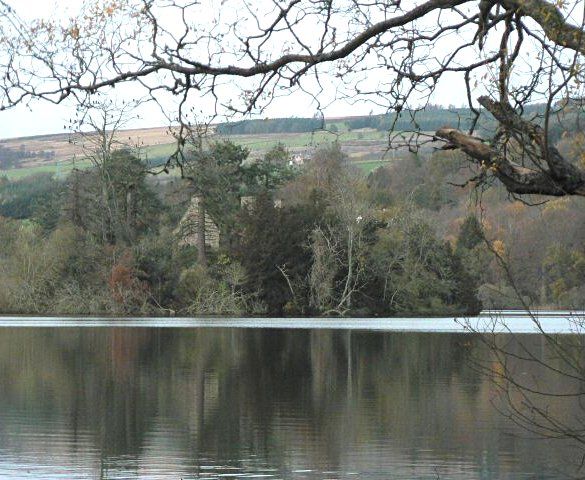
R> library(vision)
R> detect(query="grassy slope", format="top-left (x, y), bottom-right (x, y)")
top-left (0, 127), bottom-right (395, 179)
top-left (0, 159), bottom-right (92, 180)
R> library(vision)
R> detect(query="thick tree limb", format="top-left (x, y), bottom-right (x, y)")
top-left (478, 96), bottom-right (585, 186)
top-left (504, 0), bottom-right (585, 54)
top-left (436, 93), bottom-right (585, 196)
top-left (435, 126), bottom-right (585, 196)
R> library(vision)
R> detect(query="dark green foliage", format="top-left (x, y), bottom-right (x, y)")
top-left (66, 150), bottom-right (160, 244)
top-left (330, 106), bottom-right (479, 133)
top-left (0, 173), bottom-right (65, 229)
top-left (0, 141), bottom-right (488, 316)
top-left (216, 117), bottom-right (322, 135)
top-left (359, 208), bottom-right (481, 315)
top-left (180, 103), bottom-right (566, 140)
top-left (186, 141), bottom-right (252, 245)
top-left (186, 140), bottom-right (296, 250)
top-left (133, 229), bottom-right (194, 307)
top-left (457, 215), bottom-right (484, 251)
top-left (447, 244), bottom-right (483, 314)
top-left (236, 193), bottom-right (318, 315)
top-left (246, 143), bottom-right (297, 192)
top-left (366, 167), bottom-right (393, 206)
top-left (6, 108), bottom-right (585, 315)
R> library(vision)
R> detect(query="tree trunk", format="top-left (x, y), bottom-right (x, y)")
top-left (125, 186), bottom-right (136, 243)
top-left (195, 195), bottom-right (207, 267)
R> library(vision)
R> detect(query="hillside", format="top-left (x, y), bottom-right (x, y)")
top-left (0, 126), bottom-right (177, 177)
top-left (0, 120), bottom-right (420, 179)
top-left (0, 107), bottom-right (502, 179)
top-left (10, 102), bottom-right (559, 179)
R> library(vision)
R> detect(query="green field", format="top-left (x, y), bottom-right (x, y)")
top-left (353, 159), bottom-right (393, 173)
top-left (0, 158), bottom-right (93, 180)
top-left (2, 128), bottom-right (394, 180)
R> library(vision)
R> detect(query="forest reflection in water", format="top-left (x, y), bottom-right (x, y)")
top-left (0, 327), bottom-right (581, 479)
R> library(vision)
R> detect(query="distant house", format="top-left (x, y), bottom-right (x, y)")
top-left (176, 195), bottom-right (282, 250)
top-left (289, 153), bottom-right (309, 166)
top-left (240, 195), bottom-right (255, 209)
top-left (241, 195), bottom-right (283, 210)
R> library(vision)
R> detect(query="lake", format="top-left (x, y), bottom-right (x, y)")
top-left (0, 316), bottom-right (583, 479)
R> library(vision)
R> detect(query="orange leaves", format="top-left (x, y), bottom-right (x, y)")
top-left (109, 263), bottom-right (134, 303)
top-left (108, 251), bottom-right (147, 305)
top-left (69, 26), bottom-right (80, 40)
top-left (104, 2), bottom-right (119, 17)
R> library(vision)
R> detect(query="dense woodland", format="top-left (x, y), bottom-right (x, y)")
top-left (214, 103), bottom-right (571, 138)
top-left (0, 120), bottom-right (584, 317)
top-left (214, 110), bottom-right (473, 135)
top-left (215, 110), bottom-right (475, 136)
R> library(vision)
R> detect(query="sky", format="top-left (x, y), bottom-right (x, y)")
top-left (0, 0), bottom-right (488, 139)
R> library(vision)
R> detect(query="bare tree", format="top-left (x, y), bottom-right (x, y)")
top-left (67, 98), bottom-right (147, 244)
top-left (309, 167), bottom-right (371, 315)
top-left (449, 224), bottom-right (585, 474)
top-left (470, 319), bottom-right (585, 468)
top-left (1, 0), bottom-right (585, 196)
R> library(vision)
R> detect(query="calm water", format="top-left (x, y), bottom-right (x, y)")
top-left (0, 320), bottom-right (583, 479)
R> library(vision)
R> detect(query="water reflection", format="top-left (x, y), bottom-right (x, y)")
top-left (0, 328), bottom-right (579, 479)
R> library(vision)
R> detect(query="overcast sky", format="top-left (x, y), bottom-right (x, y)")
top-left (1, 0), bottom-right (475, 139)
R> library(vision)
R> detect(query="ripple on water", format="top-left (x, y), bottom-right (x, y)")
top-left (0, 327), bottom-right (579, 479)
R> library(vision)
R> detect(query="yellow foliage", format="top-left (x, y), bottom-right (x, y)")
top-left (505, 201), bottom-right (525, 216)
top-left (543, 197), bottom-right (570, 215)
top-left (481, 218), bottom-right (493, 234)
top-left (551, 278), bottom-right (568, 302)
top-left (492, 239), bottom-right (505, 257)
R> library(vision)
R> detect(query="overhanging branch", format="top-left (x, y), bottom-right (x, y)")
top-left (436, 122), bottom-right (585, 196)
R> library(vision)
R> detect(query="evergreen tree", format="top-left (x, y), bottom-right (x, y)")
top-left (456, 215), bottom-right (484, 251)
